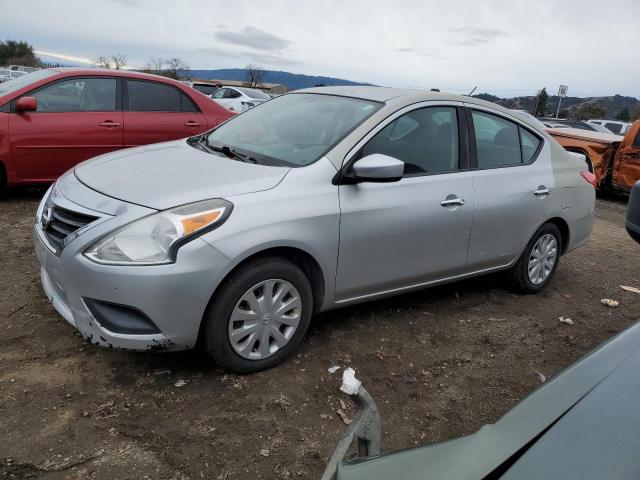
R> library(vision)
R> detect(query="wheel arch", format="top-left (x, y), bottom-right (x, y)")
top-left (546, 216), bottom-right (570, 254)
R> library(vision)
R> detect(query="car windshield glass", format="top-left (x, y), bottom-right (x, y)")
top-left (205, 93), bottom-right (381, 167)
top-left (0, 69), bottom-right (58, 95)
top-left (587, 123), bottom-right (612, 134)
top-left (235, 87), bottom-right (270, 100)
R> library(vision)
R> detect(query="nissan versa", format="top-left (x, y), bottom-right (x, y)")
top-left (33, 86), bottom-right (596, 373)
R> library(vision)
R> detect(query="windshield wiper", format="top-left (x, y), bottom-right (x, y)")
top-left (206, 141), bottom-right (257, 163)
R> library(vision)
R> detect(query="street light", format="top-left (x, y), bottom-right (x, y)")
top-left (556, 85), bottom-right (568, 118)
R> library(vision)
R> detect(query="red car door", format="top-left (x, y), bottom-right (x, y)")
top-left (9, 76), bottom-right (123, 180)
top-left (123, 79), bottom-right (207, 147)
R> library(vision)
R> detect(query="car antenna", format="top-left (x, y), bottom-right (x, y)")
top-left (468, 86), bottom-right (477, 96)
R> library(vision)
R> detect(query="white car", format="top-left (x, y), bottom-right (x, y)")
top-left (0, 69), bottom-right (27, 82)
top-left (211, 86), bottom-right (271, 112)
top-left (587, 119), bottom-right (631, 135)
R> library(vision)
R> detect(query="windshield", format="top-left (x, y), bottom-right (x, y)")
top-left (205, 93), bottom-right (381, 167)
top-left (235, 87), bottom-right (271, 100)
top-left (0, 69), bottom-right (58, 95)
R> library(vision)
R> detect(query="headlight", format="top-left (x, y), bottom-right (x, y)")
top-left (84, 199), bottom-right (232, 265)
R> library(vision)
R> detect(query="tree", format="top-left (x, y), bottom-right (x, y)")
top-left (0, 40), bottom-right (38, 66)
top-left (92, 54), bottom-right (127, 69)
top-left (533, 88), bottom-right (548, 117)
top-left (616, 108), bottom-right (631, 122)
top-left (576, 104), bottom-right (606, 121)
top-left (244, 64), bottom-right (266, 88)
top-left (144, 57), bottom-right (165, 74)
top-left (558, 108), bottom-right (570, 119)
top-left (164, 57), bottom-right (189, 79)
top-left (631, 105), bottom-right (640, 122)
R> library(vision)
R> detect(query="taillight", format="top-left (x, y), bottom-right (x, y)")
top-left (580, 171), bottom-right (597, 188)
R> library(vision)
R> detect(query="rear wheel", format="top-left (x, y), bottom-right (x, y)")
top-left (510, 223), bottom-right (561, 294)
top-left (201, 256), bottom-right (313, 373)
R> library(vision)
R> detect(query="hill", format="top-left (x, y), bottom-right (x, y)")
top-left (474, 92), bottom-right (640, 120)
top-left (187, 68), bottom-right (371, 90)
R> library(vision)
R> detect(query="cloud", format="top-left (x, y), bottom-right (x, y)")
top-left (199, 46), bottom-right (300, 66)
top-left (107, 0), bottom-right (140, 6)
top-left (450, 27), bottom-right (507, 46)
top-left (394, 47), bottom-right (444, 59)
top-left (213, 26), bottom-right (290, 51)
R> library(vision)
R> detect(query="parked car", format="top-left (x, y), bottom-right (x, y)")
top-left (211, 85), bottom-right (271, 111)
top-left (322, 321), bottom-right (640, 480)
top-left (626, 180), bottom-right (640, 243)
top-left (587, 119), bottom-right (631, 135)
top-left (540, 118), bottom-right (612, 133)
top-left (33, 87), bottom-right (595, 373)
top-left (547, 120), bottom-right (640, 192)
top-left (0, 68), bottom-right (27, 82)
top-left (182, 80), bottom-right (221, 98)
top-left (0, 68), bottom-right (235, 187)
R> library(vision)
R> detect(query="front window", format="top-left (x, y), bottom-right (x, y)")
top-left (0, 69), bottom-right (58, 95)
top-left (235, 87), bottom-right (270, 100)
top-left (33, 77), bottom-right (117, 112)
top-left (205, 93), bottom-right (381, 167)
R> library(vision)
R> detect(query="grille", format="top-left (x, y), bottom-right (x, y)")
top-left (42, 204), bottom-right (98, 251)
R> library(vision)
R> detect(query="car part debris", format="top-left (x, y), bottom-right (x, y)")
top-left (328, 366), bottom-right (342, 374)
top-left (601, 298), bottom-right (620, 308)
top-left (174, 379), bottom-right (189, 387)
top-left (620, 285), bottom-right (640, 294)
top-left (559, 316), bottom-right (574, 325)
top-left (321, 369), bottom-right (381, 480)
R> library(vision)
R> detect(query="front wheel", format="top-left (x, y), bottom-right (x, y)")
top-left (201, 256), bottom-right (313, 373)
top-left (510, 223), bottom-right (561, 294)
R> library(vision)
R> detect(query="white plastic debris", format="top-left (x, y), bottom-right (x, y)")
top-left (328, 366), bottom-right (341, 374)
top-left (601, 298), bottom-right (619, 308)
top-left (340, 368), bottom-right (362, 396)
top-left (620, 285), bottom-right (640, 294)
top-left (559, 316), bottom-right (574, 325)
top-left (174, 379), bottom-right (189, 388)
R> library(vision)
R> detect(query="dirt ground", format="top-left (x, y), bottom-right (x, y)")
top-left (1, 188), bottom-right (639, 480)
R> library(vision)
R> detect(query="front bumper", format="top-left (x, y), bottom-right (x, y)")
top-left (33, 181), bottom-right (232, 351)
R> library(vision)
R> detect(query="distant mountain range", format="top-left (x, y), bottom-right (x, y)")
top-left (187, 68), bottom-right (372, 90)
top-left (474, 92), bottom-right (640, 120)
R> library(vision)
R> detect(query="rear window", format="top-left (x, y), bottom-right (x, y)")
top-left (127, 80), bottom-right (181, 112)
top-left (605, 122), bottom-right (622, 134)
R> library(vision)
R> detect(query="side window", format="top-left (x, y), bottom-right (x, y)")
top-left (127, 80), bottom-right (180, 112)
top-left (32, 78), bottom-right (116, 112)
top-left (471, 111), bottom-right (521, 168)
top-left (212, 88), bottom-right (226, 99)
top-left (359, 107), bottom-right (459, 175)
top-left (520, 128), bottom-right (541, 163)
top-left (226, 89), bottom-right (241, 99)
top-left (605, 122), bottom-right (622, 134)
top-left (180, 93), bottom-right (199, 113)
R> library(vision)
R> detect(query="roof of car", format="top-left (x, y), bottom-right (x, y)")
top-left (49, 67), bottom-right (183, 83)
top-left (294, 85), bottom-right (476, 103)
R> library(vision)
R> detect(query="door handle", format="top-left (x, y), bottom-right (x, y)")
top-left (534, 187), bottom-right (551, 196)
top-left (99, 121), bottom-right (121, 127)
top-left (440, 197), bottom-right (465, 207)
top-left (184, 121), bottom-right (202, 127)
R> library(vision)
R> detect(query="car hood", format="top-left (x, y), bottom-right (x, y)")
top-left (337, 322), bottom-right (640, 480)
top-left (74, 140), bottom-right (290, 210)
top-left (547, 127), bottom-right (623, 145)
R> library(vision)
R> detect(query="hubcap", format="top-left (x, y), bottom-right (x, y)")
top-left (228, 279), bottom-right (302, 360)
top-left (527, 234), bottom-right (558, 285)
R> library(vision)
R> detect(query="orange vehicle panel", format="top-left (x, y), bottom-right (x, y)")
top-left (612, 120), bottom-right (640, 191)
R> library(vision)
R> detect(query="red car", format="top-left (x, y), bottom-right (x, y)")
top-left (0, 68), bottom-right (235, 187)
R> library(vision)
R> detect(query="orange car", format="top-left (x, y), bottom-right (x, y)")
top-left (548, 120), bottom-right (640, 192)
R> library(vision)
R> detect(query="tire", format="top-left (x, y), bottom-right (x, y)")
top-left (201, 256), bottom-right (313, 373)
top-left (510, 223), bottom-right (562, 294)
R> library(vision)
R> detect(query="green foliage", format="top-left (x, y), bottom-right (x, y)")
top-left (576, 104), bottom-right (606, 121)
top-left (533, 88), bottom-right (548, 117)
top-left (558, 108), bottom-right (570, 119)
top-left (616, 108), bottom-right (631, 122)
top-left (0, 39), bottom-right (38, 67)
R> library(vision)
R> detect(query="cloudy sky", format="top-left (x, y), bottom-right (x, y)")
top-left (4, 0), bottom-right (639, 98)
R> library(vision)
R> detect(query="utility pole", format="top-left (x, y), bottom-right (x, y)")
top-left (556, 85), bottom-right (568, 118)
top-left (533, 90), bottom-right (540, 116)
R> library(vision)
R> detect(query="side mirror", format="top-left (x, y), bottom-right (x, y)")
top-left (16, 96), bottom-right (37, 112)
top-left (348, 154), bottom-right (404, 183)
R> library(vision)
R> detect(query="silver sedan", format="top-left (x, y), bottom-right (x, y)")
top-left (33, 86), bottom-right (595, 372)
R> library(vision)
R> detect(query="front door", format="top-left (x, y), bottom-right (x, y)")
top-left (9, 76), bottom-right (123, 180)
top-left (336, 105), bottom-right (475, 301)
top-left (123, 79), bottom-right (207, 147)
top-left (612, 121), bottom-right (640, 191)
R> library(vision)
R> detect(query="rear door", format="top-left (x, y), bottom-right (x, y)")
top-left (612, 120), bottom-right (640, 190)
top-left (465, 106), bottom-right (552, 270)
top-left (123, 79), bottom-right (207, 147)
top-left (9, 76), bottom-right (123, 180)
